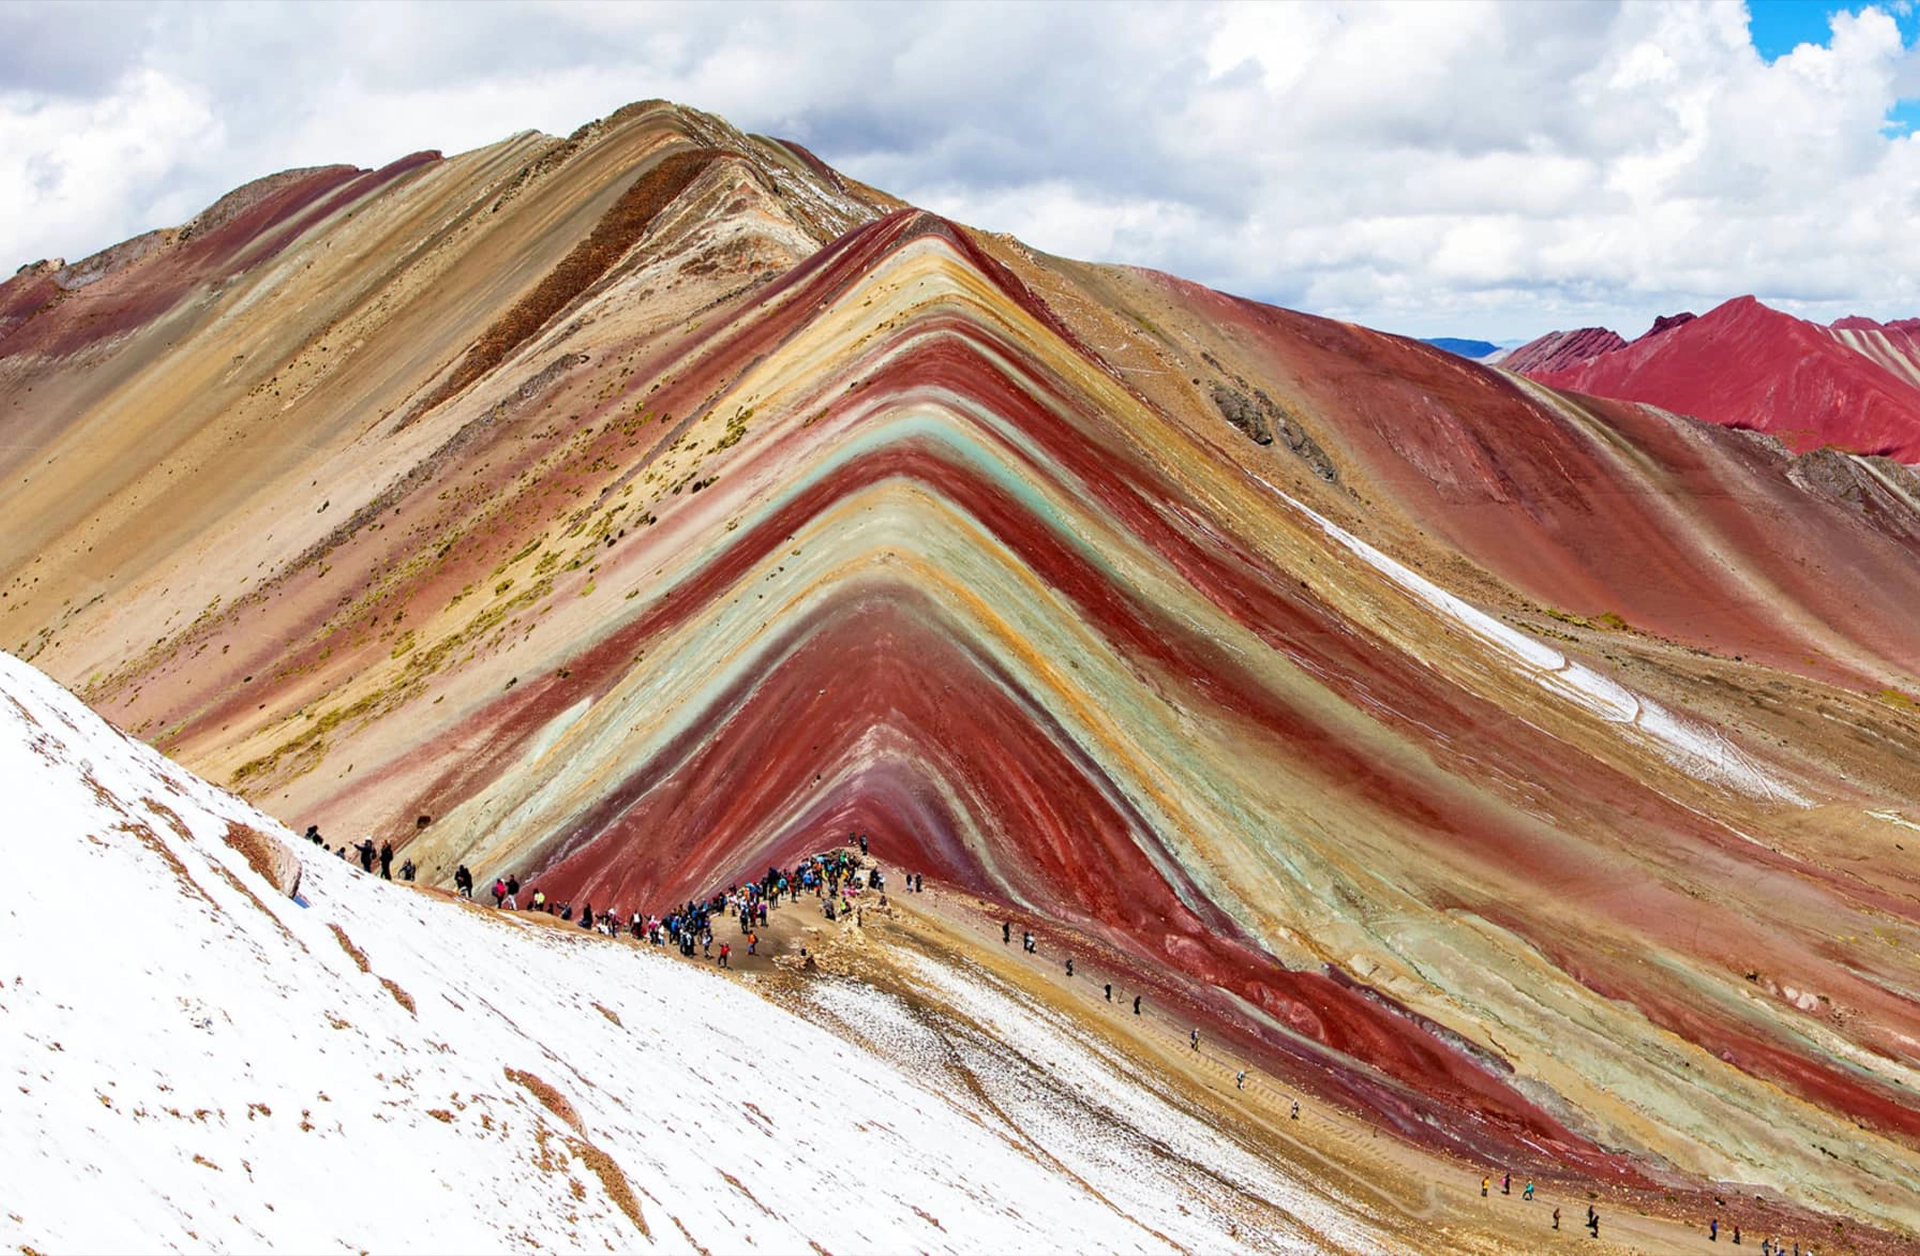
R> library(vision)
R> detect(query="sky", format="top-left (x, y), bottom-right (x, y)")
top-left (2, 0), bottom-right (1918, 343)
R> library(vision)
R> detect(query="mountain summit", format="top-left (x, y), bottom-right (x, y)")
top-left (3, 101), bottom-right (1919, 1248)
top-left (1506, 296), bottom-right (1920, 460)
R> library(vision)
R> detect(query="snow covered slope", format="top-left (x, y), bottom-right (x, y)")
top-left (0, 650), bottom-right (1390, 1254)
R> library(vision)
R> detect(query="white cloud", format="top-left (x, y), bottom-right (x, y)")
top-left (0, 68), bottom-right (220, 265)
top-left (1, 0), bottom-right (1918, 340)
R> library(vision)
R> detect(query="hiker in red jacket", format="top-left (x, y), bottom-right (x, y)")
top-left (718, 941), bottom-right (732, 969)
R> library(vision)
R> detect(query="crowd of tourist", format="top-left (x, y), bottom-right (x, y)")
top-left (303, 817), bottom-right (1824, 1250)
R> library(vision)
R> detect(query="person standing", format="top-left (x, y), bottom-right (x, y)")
top-left (1236, 1070), bottom-right (1246, 1090)
top-left (378, 842), bottom-right (393, 880)
top-left (1003, 921), bottom-right (1011, 945)
top-left (1104, 982), bottom-right (1112, 1002)
top-left (505, 874), bottom-right (520, 909)
top-left (1502, 1172), bottom-right (1510, 1196)
top-left (1190, 1028), bottom-right (1199, 1051)
top-left (1481, 1177), bottom-right (1490, 1198)
top-left (1552, 1207), bottom-right (1560, 1231)
top-left (1132, 995), bottom-right (1142, 1016)
top-left (454, 865), bottom-right (473, 898)
top-left (1065, 957), bottom-right (1074, 978)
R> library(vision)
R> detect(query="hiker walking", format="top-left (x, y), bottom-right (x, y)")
top-left (505, 874), bottom-right (520, 909)
top-left (1552, 1207), bottom-right (1560, 1230)
top-left (1523, 1180), bottom-right (1534, 1201)
top-left (492, 878), bottom-right (507, 908)
top-left (1065, 957), bottom-right (1074, 978)
top-left (1104, 982), bottom-right (1112, 1002)
top-left (1190, 1028), bottom-right (1199, 1051)
top-left (1002, 921), bottom-right (1011, 945)
top-left (1132, 995), bottom-right (1142, 1015)
top-left (1502, 1171), bottom-right (1511, 1195)
top-left (355, 838), bottom-right (376, 873)
top-left (400, 857), bottom-right (416, 882)
top-left (1712, 1219), bottom-right (1720, 1241)
top-left (454, 865), bottom-right (474, 898)
top-left (1481, 1177), bottom-right (1490, 1198)
top-left (1236, 1070), bottom-right (1246, 1090)
top-left (378, 842), bottom-right (393, 880)
top-left (1290, 1099), bottom-right (1299, 1119)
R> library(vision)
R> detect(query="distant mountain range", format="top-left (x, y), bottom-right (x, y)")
top-left (1418, 336), bottom-right (1501, 359)
top-left (1504, 297), bottom-right (1920, 461)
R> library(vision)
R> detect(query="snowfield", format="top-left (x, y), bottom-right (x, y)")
top-left (0, 652), bottom-right (1380, 1254)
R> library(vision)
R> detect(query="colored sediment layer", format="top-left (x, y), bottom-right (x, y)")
top-left (2, 102), bottom-right (1917, 1234)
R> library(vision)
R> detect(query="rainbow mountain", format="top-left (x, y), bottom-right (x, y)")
top-left (3, 101), bottom-right (1919, 1248)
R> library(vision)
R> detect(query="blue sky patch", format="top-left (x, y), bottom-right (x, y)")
top-left (1747, 0), bottom-right (1915, 60)
top-left (1747, 2), bottom-right (1920, 131)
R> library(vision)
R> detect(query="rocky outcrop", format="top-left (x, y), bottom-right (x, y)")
top-left (1638, 311), bottom-right (1696, 340)
top-left (1499, 326), bottom-right (1627, 374)
top-left (1203, 352), bottom-right (1338, 481)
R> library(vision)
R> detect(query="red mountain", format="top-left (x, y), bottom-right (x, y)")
top-left (1498, 325), bottom-right (1625, 373)
top-left (1513, 296), bottom-right (1920, 461)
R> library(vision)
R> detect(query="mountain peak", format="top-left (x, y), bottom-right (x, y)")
top-left (1514, 294), bottom-right (1920, 459)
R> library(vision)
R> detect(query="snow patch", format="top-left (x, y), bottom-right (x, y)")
top-left (1253, 484), bottom-right (1806, 805)
top-left (0, 651), bottom-right (1377, 1253)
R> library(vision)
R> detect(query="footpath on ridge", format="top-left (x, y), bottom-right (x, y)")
top-left (376, 842), bottom-right (1856, 1255)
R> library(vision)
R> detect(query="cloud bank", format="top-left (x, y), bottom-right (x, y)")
top-left (2, 0), bottom-right (1917, 340)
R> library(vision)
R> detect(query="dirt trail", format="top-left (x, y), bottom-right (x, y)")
top-left (845, 862), bottom-right (1893, 1256)
top-left (390, 861), bottom-right (1894, 1254)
